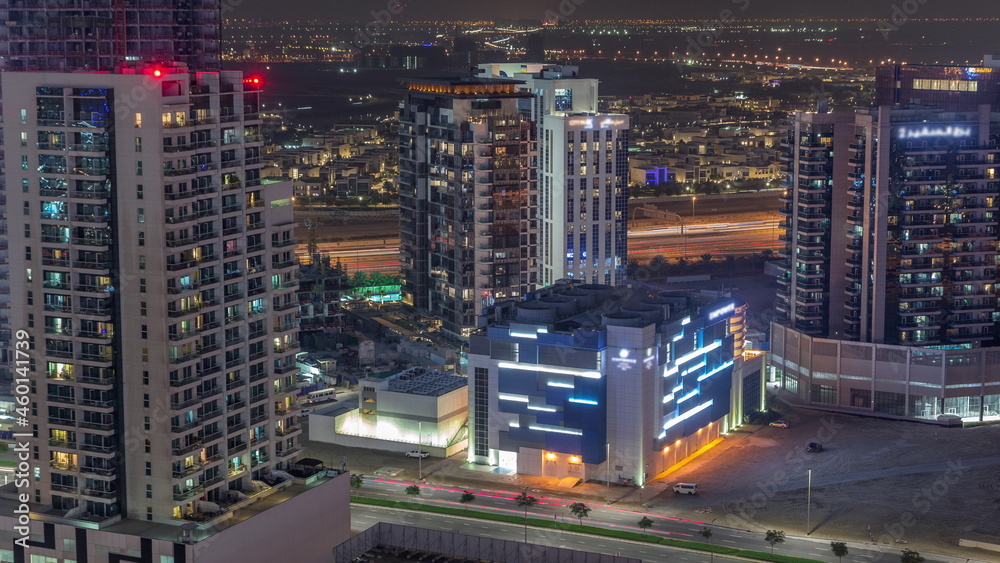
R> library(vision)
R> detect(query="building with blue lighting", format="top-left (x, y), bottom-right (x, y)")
top-left (468, 282), bottom-right (762, 483)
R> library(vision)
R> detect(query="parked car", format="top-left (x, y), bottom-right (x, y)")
top-left (405, 450), bottom-right (429, 458)
top-left (806, 442), bottom-right (823, 453)
top-left (769, 420), bottom-right (789, 428)
top-left (673, 483), bottom-right (698, 495)
top-left (299, 409), bottom-right (312, 417)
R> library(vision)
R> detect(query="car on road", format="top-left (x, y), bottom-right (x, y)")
top-left (405, 450), bottom-right (430, 458)
top-left (673, 483), bottom-right (698, 495)
top-left (769, 420), bottom-right (789, 428)
top-left (806, 442), bottom-right (823, 452)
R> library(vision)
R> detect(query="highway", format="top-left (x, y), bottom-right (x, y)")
top-left (351, 476), bottom-right (964, 563)
top-left (298, 220), bottom-right (783, 274)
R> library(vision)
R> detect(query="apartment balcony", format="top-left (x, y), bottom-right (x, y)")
top-left (79, 465), bottom-right (115, 477)
top-left (76, 352), bottom-right (112, 364)
top-left (174, 486), bottom-right (204, 502)
top-left (249, 411), bottom-right (268, 425)
top-left (229, 442), bottom-right (248, 455)
top-left (250, 455), bottom-right (270, 468)
top-left (172, 418), bottom-right (202, 434)
top-left (274, 363), bottom-right (298, 375)
top-left (275, 424), bottom-right (301, 437)
top-left (275, 446), bottom-right (301, 459)
top-left (78, 419), bottom-right (114, 432)
top-left (250, 370), bottom-right (269, 383)
top-left (227, 463), bottom-right (248, 477)
top-left (73, 260), bottom-right (112, 271)
top-left (202, 430), bottom-right (225, 445)
top-left (172, 442), bottom-right (204, 457)
top-left (50, 461), bottom-right (78, 472)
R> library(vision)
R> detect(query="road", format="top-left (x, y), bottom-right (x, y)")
top-left (352, 476), bottom-right (962, 563)
top-left (297, 220), bottom-right (783, 274)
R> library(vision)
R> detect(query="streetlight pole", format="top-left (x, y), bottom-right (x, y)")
top-left (806, 469), bottom-right (812, 536)
top-left (606, 442), bottom-right (610, 505)
top-left (418, 421), bottom-right (423, 481)
top-left (691, 195), bottom-right (696, 217)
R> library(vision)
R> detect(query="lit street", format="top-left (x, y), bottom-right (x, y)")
top-left (297, 220), bottom-right (782, 274)
top-left (350, 476), bottom-right (967, 563)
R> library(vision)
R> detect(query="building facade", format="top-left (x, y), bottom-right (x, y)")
top-left (468, 282), bottom-right (760, 483)
top-left (4, 65), bottom-right (302, 525)
top-left (779, 100), bottom-right (1000, 346)
top-left (398, 78), bottom-right (539, 338)
top-left (774, 61), bottom-right (1000, 420)
top-left (478, 64), bottom-right (630, 286)
top-left (0, 0), bottom-right (221, 72)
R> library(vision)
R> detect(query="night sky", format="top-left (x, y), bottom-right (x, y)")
top-left (231, 0), bottom-right (1000, 22)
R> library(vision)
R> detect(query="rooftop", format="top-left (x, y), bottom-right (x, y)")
top-left (366, 366), bottom-right (467, 397)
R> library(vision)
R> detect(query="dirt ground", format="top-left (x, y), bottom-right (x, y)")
top-left (660, 405), bottom-right (1000, 558)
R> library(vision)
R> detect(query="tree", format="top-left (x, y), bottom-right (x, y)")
top-left (830, 541), bottom-right (848, 563)
top-left (700, 527), bottom-right (715, 562)
top-left (648, 255), bottom-right (667, 275)
top-left (626, 258), bottom-right (640, 278)
top-left (349, 474), bottom-right (363, 498)
top-left (515, 491), bottom-right (538, 542)
top-left (459, 491), bottom-right (475, 512)
top-left (764, 530), bottom-right (786, 554)
top-left (638, 516), bottom-right (654, 537)
top-left (900, 549), bottom-right (924, 563)
top-left (568, 502), bottom-right (591, 525)
top-left (404, 484), bottom-right (421, 504)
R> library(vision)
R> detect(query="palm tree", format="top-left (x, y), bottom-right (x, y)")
top-left (459, 491), bottom-right (475, 512)
top-left (830, 541), bottom-right (848, 563)
top-left (700, 526), bottom-right (715, 563)
top-left (404, 485), bottom-right (420, 505)
top-left (626, 258), bottom-right (641, 278)
top-left (900, 549), bottom-right (924, 563)
top-left (764, 530), bottom-right (786, 554)
top-left (723, 255), bottom-right (737, 275)
top-left (568, 502), bottom-right (591, 525)
top-left (648, 255), bottom-right (667, 275)
top-left (349, 474), bottom-right (363, 499)
top-left (515, 491), bottom-right (538, 542)
top-left (638, 516), bottom-right (654, 537)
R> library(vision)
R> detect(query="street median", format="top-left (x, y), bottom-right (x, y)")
top-left (352, 496), bottom-right (821, 563)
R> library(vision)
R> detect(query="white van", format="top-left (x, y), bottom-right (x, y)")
top-left (305, 388), bottom-right (337, 404)
top-left (673, 483), bottom-right (698, 495)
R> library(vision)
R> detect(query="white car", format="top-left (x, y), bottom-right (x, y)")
top-left (769, 420), bottom-right (789, 428)
top-left (405, 450), bottom-right (429, 459)
top-left (299, 409), bottom-right (312, 417)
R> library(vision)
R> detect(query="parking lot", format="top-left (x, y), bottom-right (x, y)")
top-left (658, 405), bottom-right (1000, 557)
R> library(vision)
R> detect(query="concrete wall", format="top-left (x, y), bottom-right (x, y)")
top-left (333, 522), bottom-right (642, 563)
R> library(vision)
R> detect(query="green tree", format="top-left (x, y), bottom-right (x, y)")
top-left (700, 526), bottom-right (715, 562)
top-left (568, 502), bottom-right (591, 525)
top-left (459, 490), bottom-right (475, 512)
top-left (765, 530), bottom-right (786, 554)
top-left (404, 484), bottom-right (421, 504)
top-left (349, 473), bottom-right (363, 499)
top-left (830, 541), bottom-right (848, 563)
top-left (638, 516), bottom-right (654, 537)
top-left (900, 549), bottom-right (924, 563)
top-left (515, 491), bottom-right (538, 542)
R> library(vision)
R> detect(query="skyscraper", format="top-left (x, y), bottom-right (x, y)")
top-left (4, 64), bottom-right (304, 523)
top-left (0, 0), bottom-right (221, 72)
top-left (478, 64), bottom-right (630, 286)
top-left (778, 64), bottom-right (1000, 346)
top-left (772, 61), bottom-right (1000, 421)
top-left (398, 78), bottom-right (539, 338)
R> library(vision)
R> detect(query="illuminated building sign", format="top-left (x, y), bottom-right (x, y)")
top-left (566, 116), bottom-right (628, 129)
top-left (897, 125), bottom-right (973, 140)
top-left (707, 303), bottom-right (735, 321)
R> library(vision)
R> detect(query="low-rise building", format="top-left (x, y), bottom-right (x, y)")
top-left (309, 367), bottom-right (469, 457)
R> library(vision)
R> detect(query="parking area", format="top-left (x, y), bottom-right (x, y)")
top-left (657, 405), bottom-right (1000, 557)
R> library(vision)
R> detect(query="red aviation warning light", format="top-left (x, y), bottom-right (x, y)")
top-left (152, 69), bottom-right (162, 77)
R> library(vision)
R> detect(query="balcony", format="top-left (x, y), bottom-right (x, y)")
top-left (174, 486), bottom-right (204, 502)
top-left (275, 446), bottom-right (301, 459)
top-left (172, 441), bottom-right (204, 457)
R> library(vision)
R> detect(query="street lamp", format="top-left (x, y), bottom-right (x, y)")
top-left (691, 195), bottom-right (697, 217)
top-left (418, 421), bottom-right (423, 481)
